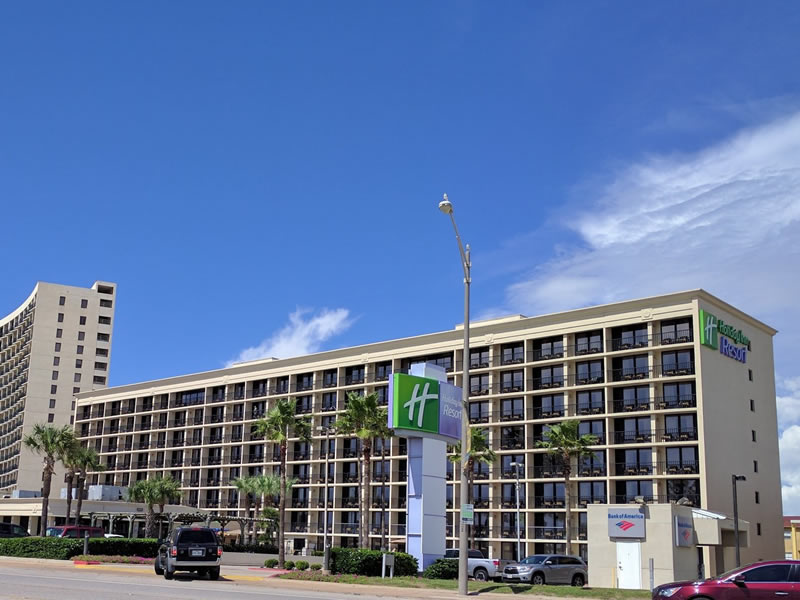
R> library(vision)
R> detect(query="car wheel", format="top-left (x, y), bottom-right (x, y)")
top-left (532, 572), bottom-right (545, 585)
top-left (473, 568), bottom-right (489, 582)
top-left (572, 574), bottom-right (585, 587)
top-left (209, 567), bottom-right (220, 580)
top-left (164, 565), bottom-right (174, 580)
top-left (154, 556), bottom-right (164, 576)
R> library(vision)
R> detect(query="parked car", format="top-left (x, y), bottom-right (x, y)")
top-left (443, 548), bottom-right (509, 581)
top-left (653, 560), bottom-right (800, 600)
top-left (155, 526), bottom-right (222, 580)
top-left (0, 523), bottom-right (29, 538)
top-left (44, 525), bottom-right (105, 538)
top-left (502, 554), bottom-right (587, 586)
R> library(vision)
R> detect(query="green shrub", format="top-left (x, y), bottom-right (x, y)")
top-left (423, 558), bottom-right (458, 579)
top-left (0, 538), bottom-right (160, 560)
top-left (310, 563), bottom-right (322, 571)
top-left (295, 560), bottom-right (309, 571)
top-left (223, 542), bottom-right (278, 554)
top-left (329, 548), bottom-right (418, 576)
top-left (264, 558), bottom-right (278, 568)
top-left (311, 550), bottom-right (324, 556)
top-left (284, 560), bottom-right (295, 570)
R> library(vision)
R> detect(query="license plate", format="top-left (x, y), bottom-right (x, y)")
top-left (191, 549), bottom-right (204, 557)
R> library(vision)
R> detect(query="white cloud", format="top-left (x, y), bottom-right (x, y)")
top-left (491, 110), bottom-right (800, 512)
top-left (226, 308), bottom-right (353, 366)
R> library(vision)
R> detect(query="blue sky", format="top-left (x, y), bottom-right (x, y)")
top-left (2, 2), bottom-right (800, 507)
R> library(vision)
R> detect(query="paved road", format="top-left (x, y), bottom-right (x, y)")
top-left (0, 560), bottom-right (409, 600)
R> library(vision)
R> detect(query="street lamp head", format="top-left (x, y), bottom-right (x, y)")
top-left (439, 194), bottom-right (453, 215)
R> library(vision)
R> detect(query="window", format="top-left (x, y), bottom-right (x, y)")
top-left (77, 345), bottom-right (84, 354)
top-left (576, 360), bottom-right (604, 384)
top-left (743, 563), bottom-right (790, 582)
top-left (78, 331), bottom-right (85, 341)
top-left (754, 460), bottom-right (759, 473)
top-left (74, 373), bottom-right (81, 383)
top-left (534, 365), bottom-right (564, 389)
top-left (752, 430), bottom-right (757, 442)
top-left (749, 369), bottom-right (754, 381)
top-left (470, 348), bottom-right (490, 368)
top-left (98, 316), bottom-right (111, 325)
top-left (615, 386), bottom-right (650, 410)
top-left (755, 491), bottom-right (760, 504)
top-left (501, 343), bottom-right (524, 365)
top-left (576, 330), bottom-right (603, 354)
top-left (59, 296), bottom-right (66, 306)
top-left (52, 370), bottom-right (59, 380)
top-left (95, 362), bottom-right (107, 371)
top-left (533, 336), bottom-right (564, 360)
top-left (49, 399), bottom-right (56, 409)
top-left (48, 413), bottom-right (54, 423)
top-left (93, 376), bottom-right (106, 385)
top-left (75, 359), bottom-right (82, 368)
top-left (81, 299), bottom-right (88, 308)
top-left (97, 333), bottom-right (109, 342)
top-left (577, 389), bottom-right (605, 414)
top-left (96, 347), bottom-right (108, 357)
top-left (469, 401), bottom-right (490, 424)
top-left (78, 315), bottom-right (86, 325)
top-left (51, 385), bottom-right (58, 394)
top-left (614, 325), bottom-right (648, 350)
top-left (54, 342), bottom-right (61, 351)
top-left (53, 357), bottom-right (60, 366)
top-left (56, 328), bottom-right (63, 338)
top-left (660, 319), bottom-right (692, 344)
top-left (661, 350), bottom-right (694, 375)
top-left (756, 523), bottom-right (762, 536)
top-left (500, 370), bottom-right (524, 392)
top-left (469, 374), bottom-right (490, 395)
top-left (57, 313), bottom-right (64, 323)
top-left (100, 299), bottom-right (113, 308)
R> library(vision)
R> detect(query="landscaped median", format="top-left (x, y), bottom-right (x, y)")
top-left (278, 571), bottom-right (651, 598)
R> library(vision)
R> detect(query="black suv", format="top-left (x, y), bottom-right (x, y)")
top-left (155, 526), bottom-right (222, 580)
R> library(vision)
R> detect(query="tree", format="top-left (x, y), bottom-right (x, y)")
top-left (254, 398), bottom-right (311, 568)
top-left (536, 420), bottom-right (597, 556)
top-left (72, 446), bottom-right (104, 526)
top-left (232, 476), bottom-right (259, 543)
top-left (448, 427), bottom-right (496, 547)
top-left (334, 391), bottom-right (392, 549)
top-left (22, 424), bottom-right (76, 534)
top-left (127, 476), bottom-right (182, 538)
top-left (60, 438), bottom-right (82, 526)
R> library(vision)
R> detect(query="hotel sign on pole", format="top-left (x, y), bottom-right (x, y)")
top-left (699, 309), bottom-right (750, 364)
top-left (388, 373), bottom-right (462, 443)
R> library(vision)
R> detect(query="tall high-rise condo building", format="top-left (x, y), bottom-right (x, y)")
top-left (0, 281), bottom-right (116, 495)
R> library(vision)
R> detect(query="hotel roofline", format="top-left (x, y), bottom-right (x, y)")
top-left (75, 288), bottom-right (776, 401)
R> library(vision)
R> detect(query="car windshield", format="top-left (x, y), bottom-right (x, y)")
top-left (178, 529), bottom-right (217, 544)
top-left (520, 555), bottom-right (548, 564)
top-left (45, 527), bottom-right (64, 537)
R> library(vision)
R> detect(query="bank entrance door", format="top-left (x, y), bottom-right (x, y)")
top-left (616, 541), bottom-right (642, 589)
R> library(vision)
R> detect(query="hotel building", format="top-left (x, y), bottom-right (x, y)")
top-left (73, 290), bottom-right (782, 573)
top-left (1, 281), bottom-right (116, 495)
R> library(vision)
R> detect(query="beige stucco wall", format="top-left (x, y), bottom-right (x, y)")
top-left (694, 297), bottom-right (783, 572)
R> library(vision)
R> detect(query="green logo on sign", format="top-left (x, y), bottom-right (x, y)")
top-left (392, 374), bottom-right (440, 435)
top-left (699, 309), bottom-right (750, 350)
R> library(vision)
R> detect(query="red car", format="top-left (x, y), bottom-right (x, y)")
top-left (653, 561), bottom-right (800, 600)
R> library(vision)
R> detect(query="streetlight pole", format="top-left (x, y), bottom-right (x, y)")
top-left (319, 426), bottom-right (332, 574)
top-left (732, 474), bottom-right (746, 567)
top-left (439, 194), bottom-right (471, 597)
top-left (511, 461), bottom-right (522, 562)
top-left (381, 439), bottom-right (387, 551)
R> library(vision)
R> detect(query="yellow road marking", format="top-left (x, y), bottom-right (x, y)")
top-left (225, 575), bottom-right (265, 582)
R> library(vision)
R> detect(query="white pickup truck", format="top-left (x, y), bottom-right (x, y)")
top-left (443, 549), bottom-right (509, 581)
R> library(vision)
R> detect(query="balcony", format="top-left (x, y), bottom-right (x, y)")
top-left (341, 498), bottom-right (359, 508)
top-left (500, 498), bottom-right (525, 508)
top-left (530, 377), bottom-right (564, 391)
top-left (532, 526), bottom-right (564, 539)
top-left (610, 336), bottom-right (651, 351)
top-left (659, 362), bottom-right (696, 377)
top-left (342, 473), bottom-right (359, 483)
top-left (613, 400), bottom-right (652, 413)
top-left (534, 496), bottom-right (566, 508)
top-left (655, 395), bottom-right (697, 410)
top-left (469, 413), bottom-right (491, 424)
top-left (532, 407), bottom-right (566, 419)
top-left (613, 431), bottom-right (654, 444)
top-left (469, 386), bottom-right (490, 397)
top-left (577, 465), bottom-right (607, 477)
top-left (499, 438), bottom-right (524, 450)
top-left (290, 523), bottom-right (308, 533)
top-left (656, 332), bottom-right (694, 346)
top-left (502, 527), bottom-right (526, 539)
top-left (499, 411), bottom-right (524, 422)
top-left (616, 462), bottom-right (654, 476)
top-left (612, 368), bottom-right (652, 382)
top-left (576, 404), bottom-right (605, 416)
top-left (577, 496), bottom-right (607, 507)
top-left (291, 499), bottom-right (308, 508)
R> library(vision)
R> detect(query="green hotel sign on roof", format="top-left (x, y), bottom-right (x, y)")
top-left (699, 308), bottom-right (750, 363)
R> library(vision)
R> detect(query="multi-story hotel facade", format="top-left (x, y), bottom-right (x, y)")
top-left (1, 281), bottom-right (117, 494)
top-left (73, 290), bottom-right (782, 573)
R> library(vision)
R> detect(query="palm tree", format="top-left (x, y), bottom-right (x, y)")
top-left (536, 420), bottom-right (597, 556)
top-left (22, 424), bottom-right (76, 534)
top-left (73, 446), bottom-right (104, 526)
top-left (127, 476), bottom-right (181, 538)
top-left (334, 391), bottom-right (392, 548)
top-left (60, 439), bottom-right (82, 526)
top-left (232, 476), bottom-right (259, 543)
top-left (448, 427), bottom-right (496, 548)
top-left (254, 398), bottom-right (311, 568)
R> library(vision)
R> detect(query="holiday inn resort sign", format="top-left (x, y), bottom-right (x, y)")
top-left (388, 372), bottom-right (462, 442)
top-left (699, 308), bottom-right (750, 364)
